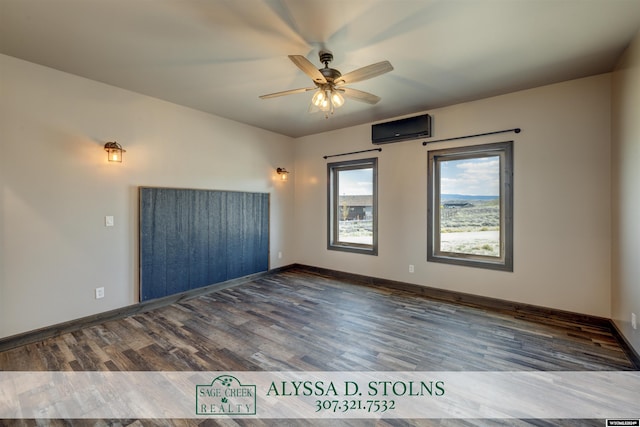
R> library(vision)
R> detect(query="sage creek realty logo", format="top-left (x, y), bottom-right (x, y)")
top-left (196, 375), bottom-right (256, 415)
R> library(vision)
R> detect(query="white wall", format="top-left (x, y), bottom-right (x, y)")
top-left (612, 30), bottom-right (640, 355)
top-left (294, 74), bottom-right (612, 317)
top-left (0, 54), bottom-right (295, 338)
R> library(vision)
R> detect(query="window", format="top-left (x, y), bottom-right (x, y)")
top-left (327, 158), bottom-right (378, 255)
top-left (427, 141), bottom-right (513, 271)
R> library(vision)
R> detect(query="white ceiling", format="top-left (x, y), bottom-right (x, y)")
top-left (2, 0), bottom-right (640, 138)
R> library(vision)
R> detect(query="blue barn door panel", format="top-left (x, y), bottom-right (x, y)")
top-left (225, 191), bottom-right (245, 279)
top-left (256, 193), bottom-right (270, 273)
top-left (140, 188), bottom-right (169, 301)
top-left (139, 187), bottom-right (269, 301)
top-left (188, 190), bottom-right (210, 290)
top-left (207, 191), bottom-right (228, 285)
top-left (165, 189), bottom-right (191, 296)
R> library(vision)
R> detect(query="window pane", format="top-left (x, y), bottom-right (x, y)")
top-left (439, 156), bottom-right (500, 257)
top-left (427, 141), bottom-right (513, 271)
top-left (327, 157), bottom-right (378, 255)
top-left (338, 168), bottom-right (373, 245)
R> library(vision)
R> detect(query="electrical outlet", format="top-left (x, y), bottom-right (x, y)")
top-left (632, 313), bottom-right (637, 330)
top-left (409, 264), bottom-right (415, 273)
top-left (105, 216), bottom-right (114, 227)
top-left (278, 251), bottom-right (282, 259)
top-left (95, 287), bottom-right (105, 299)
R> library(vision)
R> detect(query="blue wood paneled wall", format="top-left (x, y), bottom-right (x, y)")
top-left (139, 187), bottom-right (269, 301)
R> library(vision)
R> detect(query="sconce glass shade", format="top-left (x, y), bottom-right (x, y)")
top-left (104, 141), bottom-right (125, 163)
top-left (276, 167), bottom-right (289, 181)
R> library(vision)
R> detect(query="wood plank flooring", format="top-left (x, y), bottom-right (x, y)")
top-left (0, 267), bottom-right (635, 426)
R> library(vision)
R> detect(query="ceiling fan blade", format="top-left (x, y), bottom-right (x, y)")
top-left (288, 55), bottom-right (327, 84)
top-left (341, 87), bottom-right (381, 105)
top-left (335, 60), bottom-right (393, 86)
top-left (259, 87), bottom-right (315, 99)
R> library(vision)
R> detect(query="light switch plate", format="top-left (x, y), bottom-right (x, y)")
top-left (105, 216), bottom-right (114, 227)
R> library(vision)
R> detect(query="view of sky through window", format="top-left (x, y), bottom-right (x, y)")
top-left (440, 157), bottom-right (500, 197)
top-left (338, 168), bottom-right (373, 195)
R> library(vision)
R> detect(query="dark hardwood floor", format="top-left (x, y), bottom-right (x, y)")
top-left (0, 267), bottom-right (635, 426)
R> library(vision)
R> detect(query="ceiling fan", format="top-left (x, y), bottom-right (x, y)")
top-left (259, 50), bottom-right (393, 117)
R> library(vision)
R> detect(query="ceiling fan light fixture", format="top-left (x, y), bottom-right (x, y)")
top-left (320, 98), bottom-right (331, 112)
top-left (331, 90), bottom-right (345, 108)
top-left (260, 51), bottom-right (393, 117)
top-left (311, 89), bottom-right (326, 107)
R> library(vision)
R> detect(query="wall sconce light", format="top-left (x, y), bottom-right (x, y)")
top-left (276, 167), bottom-right (290, 181)
top-left (104, 141), bottom-right (126, 163)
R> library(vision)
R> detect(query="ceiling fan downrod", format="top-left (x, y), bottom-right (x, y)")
top-left (319, 50), bottom-right (333, 67)
top-left (318, 50), bottom-right (342, 82)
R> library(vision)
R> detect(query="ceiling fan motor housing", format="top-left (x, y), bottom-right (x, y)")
top-left (320, 67), bottom-right (341, 82)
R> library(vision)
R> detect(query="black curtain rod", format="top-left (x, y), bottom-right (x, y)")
top-left (323, 148), bottom-right (382, 159)
top-left (422, 128), bottom-right (521, 146)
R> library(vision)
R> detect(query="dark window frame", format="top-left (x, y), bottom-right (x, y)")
top-left (327, 157), bottom-right (378, 255)
top-left (427, 141), bottom-right (513, 271)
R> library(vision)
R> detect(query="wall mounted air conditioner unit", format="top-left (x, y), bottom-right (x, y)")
top-left (371, 114), bottom-right (431, 145)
